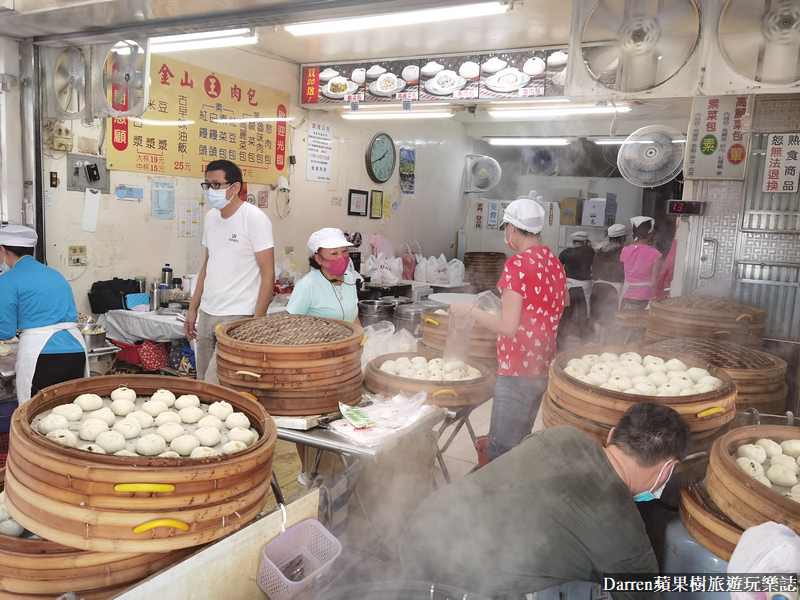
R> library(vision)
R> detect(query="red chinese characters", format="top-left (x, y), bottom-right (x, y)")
top-left (204, 75), bottom-right (221, 98)
top-left (302, 67), bottom-right (319, 104)
top-left (111, 117), bottom-right (128, 151)
top-left (275, 105), bottom-right (287, 171)
top-left (158, 64), bottom-right (175, 86)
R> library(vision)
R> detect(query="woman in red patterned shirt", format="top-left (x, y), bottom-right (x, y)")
top-left (450, 198), bottom-right (567, 461)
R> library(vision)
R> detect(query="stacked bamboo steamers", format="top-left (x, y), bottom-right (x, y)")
top-left (215, 314), bottom-right (365, 416)
top-left (1, 374), bottom-right (277, 598)
top-left (680, 425), bottom-right (800, 561)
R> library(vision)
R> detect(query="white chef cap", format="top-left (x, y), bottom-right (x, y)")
top-left (502, 198), bottom-right (545, 234)
top-left (0, 225), bottom-right (37, 248)
top-left (607, 223), bottom-right (628, 238)
top-left (307, 228), bottom-right (353, 253)
top-left (571, 231), bottom-right (589, 242)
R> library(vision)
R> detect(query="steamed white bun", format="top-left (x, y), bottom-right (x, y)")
top-left (608, 376), bottom-right (632, 391)
top-left (600, 352), bottom-right (619, 363)
top-left (646, 372), bottom-right (669, 387)
top-left (664, 359), bottom-right (687, 372)
top-left (686, 368), bottom-right (711, 383)
top-left (620, 352), bottom-right (643, 364)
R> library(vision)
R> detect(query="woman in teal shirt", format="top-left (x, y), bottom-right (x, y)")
top-left (287, 228), bottom-right (360, 323)
top-left (286, 228), bottom-right (360, 484)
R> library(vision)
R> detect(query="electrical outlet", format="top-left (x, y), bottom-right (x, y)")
top-left (51, 137), bottom-right (73, 152)
top-left (285, 246), bottom-right (293, 254)
top-left (68, 245), bottom-right (86, 266)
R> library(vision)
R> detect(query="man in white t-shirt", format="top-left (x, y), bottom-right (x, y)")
top-left (185, 160), bottom-right (275, 380)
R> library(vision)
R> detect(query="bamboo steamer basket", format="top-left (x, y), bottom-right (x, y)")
top-left (678, 460), bottom-right (743, 561)
top-left (546, 345), bottom-right (738, 443)
top-left (646, 338), bottom-right (788, 414)
top-left (4, 374), bottom-right (276, 553)
top-left (0, 468), bottom-right (192, 599)
top-left (464, 252), bottom-right (506, 291)
top-left (646, 296), bottom-right (766, 349)
top-left (364, 352), bottom-right (496, 408)
top-left (706, 425), bottom-right (800, 534)
top-left (420, 308), bottom-right (497, 361)
top-left (215, 314), bottom-right (364, 416)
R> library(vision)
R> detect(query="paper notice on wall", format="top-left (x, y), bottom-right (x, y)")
top-left (306, 121), bottom-right (332, 182)
top-left (762, 133), bottom-right (800, 193)
top-left (685, 95), bottom-right (750, 180)
top-left (151, 180), bottom-right (175, 220)
top-left (82, 189), bottom-right (100, 232)
top-left (44, 189), bottom-right (54, 210)
top-left (383, 193), bottom-right (392, 218)
top-left (487, 202), bottom-right (499, 229)
top-left (179, 200), bottom-right (200, 237)
top-left (258, 190), bottom-right (269, 208)
top-left (331, 196), bottom-right (342, 207)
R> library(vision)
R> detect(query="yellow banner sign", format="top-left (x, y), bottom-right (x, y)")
top-left (107, 55), bottom-right (290, 185)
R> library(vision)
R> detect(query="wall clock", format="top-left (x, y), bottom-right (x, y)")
top-left (365, 132), bottom-right (397, 183)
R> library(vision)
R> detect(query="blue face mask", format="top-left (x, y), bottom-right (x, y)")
top-left (633, 460), bottom-right (675, 502)
top-left (0, 263), bottom-right (8, 272)
top-left (205, 185), bottom-right (233, 210)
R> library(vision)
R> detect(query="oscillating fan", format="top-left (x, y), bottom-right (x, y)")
top-left (51, 46), bottom-right (86, 117)
top-left (91, 40), bottom-right (151, 118)
top-left (617, 125), bottom-right (685, 188)
top-left (528, 148), bottom-right (558, 176)
top-left (580, 0), bottom-right (700, 92)
top-left (464, 155), bottom-right (502, 193)
top-left (718, 0), bottom-right (800, 85)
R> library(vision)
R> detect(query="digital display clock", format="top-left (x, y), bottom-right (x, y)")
top-left (667, 200), bottom-right (705, 216)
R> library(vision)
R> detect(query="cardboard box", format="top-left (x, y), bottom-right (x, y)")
top-left (582, 199), bottom-right (607, 227)
top-left (559, 198), bottom-right (584, 226)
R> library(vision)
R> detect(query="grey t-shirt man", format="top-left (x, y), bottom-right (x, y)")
top-left (399, 426), bottom-right (660, 600)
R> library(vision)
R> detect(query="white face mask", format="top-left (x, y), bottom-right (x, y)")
top-left (205, 184), bottom-right (233, 210)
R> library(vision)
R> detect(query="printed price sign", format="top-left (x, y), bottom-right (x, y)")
top-left (762, 133), bottom-right (800, 193)
top-left (345, 94), bottom-right (364, 102)
top-left (108, 56), bottom-right (289, 184)
top-left (518, 87), bottom-right (545, 97)
top-left (453, 89), bottom-right (479, 99)
top-left (396, 91), bottom-right (418, 101)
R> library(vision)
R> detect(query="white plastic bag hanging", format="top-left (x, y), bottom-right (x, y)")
top-left (447, 258), bottom-right (465, 285)
top-left (728, 522), bottom-right (800, 600)
top-left (474, 290), bottom-right (502, 315)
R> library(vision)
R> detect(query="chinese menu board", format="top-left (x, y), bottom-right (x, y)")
top-left (301, 47), bottom-right (568, 106)
top-left (684, 96), bottom-right (750, 180)
top-left (108, 56), bottom-right (290, 185)
top-left (762, 134), bottom-right (800, 193)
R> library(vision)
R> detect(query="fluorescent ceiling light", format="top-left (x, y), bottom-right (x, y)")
top-left (484, 137), bottom-right (572, 146)
top-left (341, 111), bottom-right (453, 120)
top-left (213, 117), bottom-right (295, 124)
top-left (150, 28), bottom-right (258, 53)
top-left (488, 105), bottom-right (632, 119)
top-left (286, 2), bottom-right (507, 35)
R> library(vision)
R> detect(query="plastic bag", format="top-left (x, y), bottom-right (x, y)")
top-left (360, 322), bottom-right (418, 370)
top-left (474, 290), bottom-right (502, 315)
top-left (426, 254), bottom-right (450, 284)
top-left (447, 258), bottom-right (465, 284)
top-left (399, 241), bottom-right (423, 281)
top-left (275, 251), bottom-right (301, 283)
top-left (364, 254), bottom-right (382, 284)
top-left (378, 254), bottom-right (403, 286)
top-left (728, 522), bottom-right (800, 600)
top-left (443, 314), bottom-right (474, 363)
top-left (414, 259), bottom-right (427, 282)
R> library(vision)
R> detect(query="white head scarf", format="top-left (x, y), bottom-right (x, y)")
top-left (571, 231), bottom-right (589, 242)
top-left (502, 198), bottom-right (545, 234)
top-left (607, 223), bottom-right (628, 238)
top-left (630, 216), bottom-right (654, 240)
top-left (0, 225), bottom-right (37, 247)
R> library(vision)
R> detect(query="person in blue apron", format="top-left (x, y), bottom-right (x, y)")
top-left (0, 225), bottom-right (88, 405)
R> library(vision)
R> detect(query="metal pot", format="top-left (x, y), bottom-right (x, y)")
top-left (81, 330), bottom-right (107, 350)
top-left (380, 295), bottom-right (414, 308)
top-left (394, 301), bottom-right (437, 337)
top-left (358, 300), bottom-right (395, 328)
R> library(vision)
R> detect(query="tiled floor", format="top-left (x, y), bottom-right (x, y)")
top-left (434, 398), bottom-right (544, 486)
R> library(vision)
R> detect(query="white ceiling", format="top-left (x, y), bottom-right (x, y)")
top-left (251, 0), bottom-right (574, 65)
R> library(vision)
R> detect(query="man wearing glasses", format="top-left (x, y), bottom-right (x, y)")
top-left (185, 160), bottom-right (275, 381)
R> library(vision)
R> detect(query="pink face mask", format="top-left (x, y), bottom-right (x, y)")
top-left (325, 256), bottom-right (349, 276)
